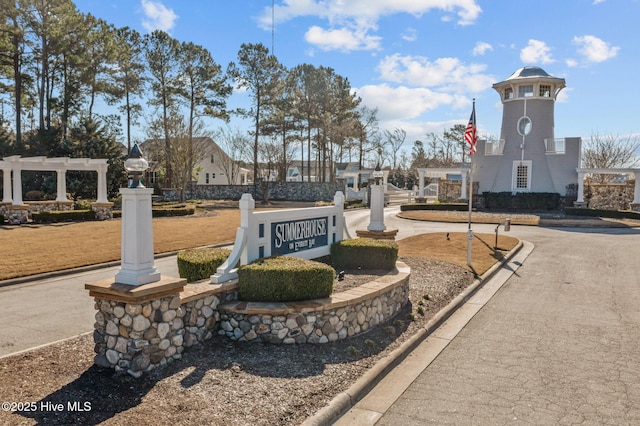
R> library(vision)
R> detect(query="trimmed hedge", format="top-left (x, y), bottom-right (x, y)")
top-left (31, 210), bottom-right (96, 223)
top-left (400, 203), bottom-right (467, 212)
top-left (152, 204), bottom-right (196, 217)
top-left (331, 238), bottom-right (398, 270)
top-left (238, 256), bottom-right (334, 302)
top-left (565, 207), bottom-right (640, 221)
top-left (483, 192), bottom-right (560, 210)
top-left (177, 248), bottom-right (231, 282)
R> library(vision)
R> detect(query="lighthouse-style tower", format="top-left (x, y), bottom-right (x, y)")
top-left (474, 66), bottom-right (580, 196)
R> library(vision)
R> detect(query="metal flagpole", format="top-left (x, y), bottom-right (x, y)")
top-left (465, 99), bottom-right (477, 268)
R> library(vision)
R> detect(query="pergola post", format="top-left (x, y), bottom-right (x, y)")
top-left (11, 162), bottom-right (23, 206)
top-left (1, 167), bottom-right (12, 203)
top-left (633, 172), bottom-right (640, 205)
top-left (97, 163), bottom-right (109, 203)
top-left (56, 169), bottom-right (67, 202)
top-left (418, 169), bottom-right (425, 198)
top-left (576, 172), bottom-right (585, 203)
top-left (461, 170), bottom-right (468, 200)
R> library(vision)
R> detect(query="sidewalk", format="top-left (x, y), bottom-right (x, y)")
top-left (304, 241), bottom-right (533, 425)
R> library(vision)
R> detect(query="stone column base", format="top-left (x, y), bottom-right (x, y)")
top-left (630, 203), bottom-right (640, 212)
top-left (355, 228), bottom-right (399, 240)
top-left (573, 201), bottom-right (588, 208)
top-left (86, 276), bottom-right (186, 377)
top-left (91, 202), bottom-right (114, 220)
top-left (6, 204), bottom-right (29, 224)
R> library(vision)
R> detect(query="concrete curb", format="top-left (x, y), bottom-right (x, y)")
top-left (0, 241), bottom-right (233, 289)
top-left (0, 331), bottom-right (93, 361)
top-left (302, 240), bottom-right (525, 426)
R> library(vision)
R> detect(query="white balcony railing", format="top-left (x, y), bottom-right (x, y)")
top-left (485, 139), bottom-right (505, 155)
top-left (545, 138), bottom-right (565, 154)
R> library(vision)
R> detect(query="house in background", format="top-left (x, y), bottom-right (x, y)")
top-left (140, 137), bottom-right (249, 187)
top-left (285, 160), bottom-right (332, 182)
top-left (474, 66), bottom-right (580, 196)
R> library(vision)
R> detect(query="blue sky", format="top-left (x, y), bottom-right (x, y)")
top-left (74, 0), bottom-right (639, 156)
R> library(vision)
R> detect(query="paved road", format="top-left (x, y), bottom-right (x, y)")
top-left (0, 207), bottom-right (512, 357)
top-left (339, 220), bottom-right (640, 425)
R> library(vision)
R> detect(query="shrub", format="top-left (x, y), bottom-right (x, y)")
top-left (31, 210), bottom-right (96, 223)
top-left (152, 204), bottom-right (196, 217)
top-left (564, 207), bottom-right (640, 221)
top-left (482, 192), bottom-right (560, 210)
top-left (331, 238), bottom-right (398, 270)
top-left (177, 248), bottom-right (231, 282)
top-left (0, 213), bottom-right (4, 224)
top-left (24, 190), bottom-right (47, 201)
top-left (238, 256), bottom-right (334, 302)
top-left (400, 203), bottom-right (467, 212)
top-left (74, 199), bottom-right (93, 210)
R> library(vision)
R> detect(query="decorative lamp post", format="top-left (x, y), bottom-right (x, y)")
top-left (124, 143), bottom-right (149, 188)
top-left (114, 143), bottom-right (161, 286)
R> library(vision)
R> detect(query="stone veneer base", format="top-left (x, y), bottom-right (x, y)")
top-left (217, 261), bottom-right (410, 344)
top-left (87, 262), bottom-right (410, 377)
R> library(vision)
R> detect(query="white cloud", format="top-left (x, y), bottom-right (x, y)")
top-left (520, 39), bottom-right (554, 64)
top-left (472, 41), bottom-right (492, 56)
top-left (356, 84), bottom-right (457, 121)
top-left (572, 35), bottom-right (619, 63)
top-left (257, 0), bottom-right (482, 51)
top-left (376, 54), bottom-right (493, 94)
top-left (402, 28), bottom-right (417, 42)
top-left (565, 58), bottom-right (578, 67)
top-left (305, 26), bottom-right (381, 51)
top-left (141, 0), bottom-right (178, 32)
top-left (592, 0), bottom-right (606, 4)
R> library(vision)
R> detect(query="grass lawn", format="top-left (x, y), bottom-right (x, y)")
top-left (0, 209), bottom-right (519, 281)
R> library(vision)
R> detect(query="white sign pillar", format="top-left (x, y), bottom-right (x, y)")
top-left (368, 183), bottom-right (386, 232)
top-left (114, 188), bottom-right (160, 286)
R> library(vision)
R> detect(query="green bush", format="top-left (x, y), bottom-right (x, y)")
top-left (483, 192), bottom-right (560, 210)
top-left (400, 203), bottom-right (467, 212)
top-left (74, 199), bottom-right (93, 210)
top-left (177, 248), bottom-right (231, 282)
top-left (331, 238), bottom-right (398, 270)
top-left (564, 207), bottom-right (640, 220)
top-left (152, 204), bottom-right (196, 217)
top-left (238, 256), bottom-right (334, 302)
top-left (31, 210), bottom-right (96, 223)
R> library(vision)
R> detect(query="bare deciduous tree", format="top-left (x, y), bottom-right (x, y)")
top-left (582, 133), bottom-right (640, 183)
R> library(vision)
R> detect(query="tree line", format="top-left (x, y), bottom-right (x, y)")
top-left (0, 0), bottom-right (395, 199)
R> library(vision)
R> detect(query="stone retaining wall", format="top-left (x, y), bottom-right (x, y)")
top-left (586, 182), bottom-right (635, 210)
top-left (89, 280), bottom-right (237, 377)
top-left (87, 262), bottom-right (410, 377)
top-left (217, 262), bottom-right (410, 344)
top-left (163, 181), bottom-right (344, 203)
top-left (27, 201), bottom-right (74, 214)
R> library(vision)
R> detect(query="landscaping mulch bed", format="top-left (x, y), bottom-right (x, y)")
top-left (0, 256), bottom-right (474, 426)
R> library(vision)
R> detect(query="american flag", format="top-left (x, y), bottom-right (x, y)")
top-left (464, 101), bottom-right (477, 155)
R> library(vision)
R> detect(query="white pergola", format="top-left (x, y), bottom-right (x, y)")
top-left (0, 156), bottom-right (109, 205)
top-left (576, 168), bottom-right (640, 204)
top-left (417, 167), bottom-right (471, 200)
